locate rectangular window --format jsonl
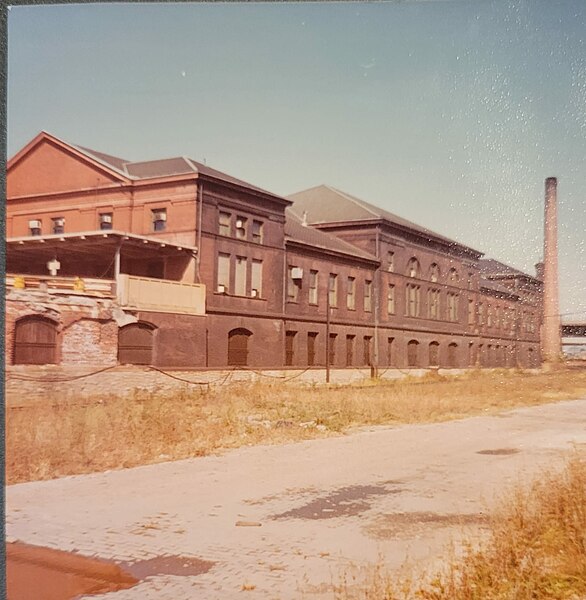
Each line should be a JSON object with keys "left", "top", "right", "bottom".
{"left": 468, "top": 299, "right": 475, "bottom": 325}
{"left": 217, "top": 253, "right": 230, "bottom": 293}
{"left": 329, "top": 274, "right": 338, "bottom": 308}
{"left": 346, "top": 335, "right": 355, "bottom": 367}
{"left": 478, "top": 302, "right": 485, "bottom": 326}
{"left": 428, "top": 288, "right": 440, "bottom": 319}
{"left": 364, "top": 280, "right": 372, "bottom": 312}
{"left": 219, "top": 211, "right": 231, "bottom": 236}
{"left": 406, "top": 284, "right": 421, "bottom": 317}
{"left": 309, "top": 270, "right": 318, "bottom": 305}
{"left": 363, "top": 336, "right": 372, "bottom": 365}
{"left": 287, "top": 266, "right": 299, "bottom": 302}
{"left": 251, "top": 260, "right": 262, "bottom": 298}
{"left": 235, "top": 216, "right": 247, "bottom": 239}
{"left": 487, "top": 304, "right": 493, "bottom": 327}
{"left": 252, "top": 220, "right": 263, "bottom": 243}
{"left": 387, "top": 337, "right": 394, "bottom": 366}
{"left": 387, "top": 251, "right": 395, "bottom": 272}
{"left": 285, "top": 331, "right": 296, "bottom": 366}
{"left": 447, "top": 293, "right": 459, "bottom": 322}
{"left": 99, "top": 212, "right": 113, "bottom": 230}
{"left": 347, "top": 277, "right": 356, "bottom": 310}
{"left": 52, "top": 217, "right": 65, "bottom": 234}
{"left": 387, "top": 284, "right": 395, "bottom": 315}
{"left": 235, "top": 256, "right": 247, "bottom": 296}
{"left": 151, "top": 208, "right": 166, "bottom": 232}
{"left": 307, "top": 332, "right": 318, "bottom": 366}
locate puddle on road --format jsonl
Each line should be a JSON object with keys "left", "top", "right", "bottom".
{"left": 365, "top": 511, "right": 490, "bottom": 540}
{"left": 271, "top": 482, "right": 404, "bottom": 520}
{"left": 7, "top": 541, "right": 214, "bottom": 600}
{"left": 476, "top": 448, "right": 520, "bottom": 456}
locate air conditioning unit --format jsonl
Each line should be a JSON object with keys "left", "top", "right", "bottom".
{"left": 236, "top": 219, "right": 245, "bottom": 228}
{"left": 53, "top": 218, "right": 65, "bottom": 226}
{"left": 100, "top": 214, "right": 112, "bottom": 224}
{"left": 291, "top": 267, "right": 303, "bottom": 280}
{"left": 251, "top": 288, "right": 259, "bottom": 298}
{"left": 153, "top": 211, "right": 167, "bottom": 221}
{"left": 217, "top": 284, "right": 227, "bottom": 294}
{"left": 29, "top": 219, "right": 42, "bottom": 229}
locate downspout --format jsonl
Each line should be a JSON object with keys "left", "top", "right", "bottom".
{"left": 373, "top": 226, "right": 381, "bottom": 377}
{"left": 196, "top": 180, "right": 204, "bottom": 283}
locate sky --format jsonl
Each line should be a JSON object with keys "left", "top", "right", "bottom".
{"left": 7, "top": 0, "right": 586, "bottom": 319}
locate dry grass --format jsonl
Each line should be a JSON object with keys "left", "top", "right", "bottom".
{"left": 337, "top": 453, "right": 586, "bottom": 600}
{"left": 6, "top": 367, "right": 586, "bottom": 484}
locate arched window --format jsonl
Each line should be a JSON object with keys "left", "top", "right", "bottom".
{"left": 407, "top": 339, "right": 419, "bottom": 367}
{"left": 447, "top": 342, "right": 458, "bottom": 368}
{"left": 228, "top": 328, "right": 252, "bottom": 366}
{"left": 429, "top": 341, "right": 440, "bottom": 367}
{"left": 406, "top": 258, "right": 420, "bottom": 278}
{"left": 429, "top": 264, "right": 440, "bottom": 283}
{"left": 449, "top": 268, "right": 459, "bottom": 283}
{"left": 118, "top": 322, "right": 156, "bottom": 365}
{"left": 13, "top": 316, "right": 58, "bottom": 365}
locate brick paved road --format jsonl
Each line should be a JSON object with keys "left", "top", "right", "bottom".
{"left": 7, "top": 398, "right": 586, "bottom": 599}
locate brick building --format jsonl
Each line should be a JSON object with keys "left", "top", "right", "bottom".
{"left": 6, "top": 131, "right": 542, "bottom": 371}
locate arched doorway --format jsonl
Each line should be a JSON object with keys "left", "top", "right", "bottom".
{"left": 228, "top": 328, "right": 252, "bottom": 366}
{"left": 118, "top": 322, "right": 155, "bottom": 365}
{"left": 407, "top": 340, "right": 419, "bottom": 367}
{"left": 13, "top": 316, "right": 58, "bottom": 364}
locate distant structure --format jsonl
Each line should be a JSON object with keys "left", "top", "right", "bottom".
{"left": 541, "top": 177, "right": 562, "bottom": 363}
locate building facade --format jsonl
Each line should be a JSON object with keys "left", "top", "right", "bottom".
{"left": 6, "top": 132, "right": 543, "bottom": 371}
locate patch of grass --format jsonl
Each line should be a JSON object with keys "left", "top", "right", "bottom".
{"left": 6, "top": 367, "right": 586, "bottom": 483}
{"left": 336, "top": 453, "right": 586, "bottom": 600}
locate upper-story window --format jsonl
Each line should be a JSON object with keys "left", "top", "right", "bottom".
{"left": 449, "top": 267, "right": 459, "bottom": 284}
{"left": 387, "top": 284, "right": 395, "bottom": 315}
{"left": 447, "top": 293, "right": 459, "bottom": 322}
{"left": 347, "top": 277, "right": 356, "bottom": 310}
{"left": 217, "top": 253, "right": 230, "bottom": 293}
{"left": 287, "top": 266, "right": 302, "bottom": 302}
{"left": 329, "top": 274, "right": 338, "bottom": 308}
{"left": 364, "top": 280, "right": 372, "bottom": 312}
{"left": 219, "top": 211, "right": 231, "bottom": 236}
{"left": 52, "top": 217, "right": 65, "bottom": 234}
{"left": 406, "top": 284, "right": 421, "bottom": 317}
{"left": 429, "top": 263, "right": 440, "bottom": 283}
{"left": 309, "top": 270, "right": 318, "bottom": 305}
{"left": 251, "top": 260, "right": 263, "bottom": 298}
{"left": 407, "top": 257, "right": 420, "bottom": 278}
{"left": 387, "top": 251, "right": 395, "bottom": 272}
{"left": 28, "top": 219, "right": 42, "bottom": 236}
{"left": 99, "top": 213, "right": 113, "bottom": 230}
{"left": 252, "top": 220, "right": 263, "bottom": 243}
{"left": 236, "top": 216, "right": 248, "bottom": 240}
{"left": 151, "top": 208, "right": 167, "bottom": 232}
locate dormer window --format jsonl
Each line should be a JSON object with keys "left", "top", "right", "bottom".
{"left": 29, "top": 219, "right": 42, "bottom": 236}
{"left": 152, "top": 208, "right": 167, "bottom": 232}
{"left": 99, "top": 213, "right": 113, "bottom": 230}
{"left": 52, "top": 217, "right": 65, "bottom": 234}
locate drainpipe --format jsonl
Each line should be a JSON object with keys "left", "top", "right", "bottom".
{"left": 326, "top": 286, "right": 331, "bottom": 383}
{"left": 373, "top": 226, "right": 381, "bottom": 377}
{"left": 196, "top": 180, "right": 204, "bottom": 284}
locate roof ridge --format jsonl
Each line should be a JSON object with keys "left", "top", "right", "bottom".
{"left": 324, "top": 185, "right": 381, "bottom": 218}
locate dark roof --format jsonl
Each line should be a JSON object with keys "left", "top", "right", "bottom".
{"left": 72, "top": 141, "right": 284, "bottom": 198}
{"left": 479, "top": 259, "right": 539, "bottom": 281}
{"left": 285, "top": 210, "right": 377, "bottom": 262}
{"left": 479, "top": 278, "right": 519, "bottom": 298}
{"left": 287, "top": 185, "right": 482, "bottom": 256}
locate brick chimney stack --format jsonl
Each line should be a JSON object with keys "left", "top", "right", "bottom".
{"left": 542, "top": 177, "right": 561, "bottom": 364}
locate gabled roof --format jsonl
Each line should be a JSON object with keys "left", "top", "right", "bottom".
{"left": 285, "top": 210, "right": 377, "bottom": 263}
{"left": 287, "top": 185, "right": 482, "bottom": 257}
{"left": 479, "top": 259, "right": 540, "bottom": 282}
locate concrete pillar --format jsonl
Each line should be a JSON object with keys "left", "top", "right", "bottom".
{"left": 542, "top": 177, "right": 562, "bottom": 363}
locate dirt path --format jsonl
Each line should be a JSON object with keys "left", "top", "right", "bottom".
{"left": 7, "top": 397, "right": 586, "bottom": 599}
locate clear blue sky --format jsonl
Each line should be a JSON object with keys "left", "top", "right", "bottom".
{"left": 8, "top": 1, "right": 586, "bottom": 319}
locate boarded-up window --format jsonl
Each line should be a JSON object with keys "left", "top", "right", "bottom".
{"left": 346, "top": 335, "right": 355, "bottom": 367}
{"left": 363, "top": 336, "right": 372, "bottom": 365}
{"left": 228, "top": 328, "right": 251, "bottom": 366}
{"left": 235, "top": 256, "right": 247, "bottom": 296}
{"left": 429, "top": 341, "right": 439, "bottom": 367}
{"left": 407, "top": 340, "right": 419, "bottom": 367}
{"left": 118, "top": 322, "right": 155, "bottom": 365}
{"left": 328, "top": 333, "right": 337, "bottom": 366}
{"left": 217, "top": 253, "right": 230, "bottom": 293}
{"left": 13, "top": 316, "right": 58, "bottom": 365}
{"left": 251, "top": 260, "right": 262, "bottom": 298}
{"left": 307, "top": 332, "right": 318, "bottom": 366}
{"left": 285, "top": 331, "right": 296, "bottom": 366}
{"left": 387, "top": 337, "right": 394, "bottom": 366}
{"left": 447, "top": 343, "right": 458, "bottom": 367}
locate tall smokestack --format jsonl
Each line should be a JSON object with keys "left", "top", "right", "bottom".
{"left": 542, "top": 177, "right": 561, "bottom": 363}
